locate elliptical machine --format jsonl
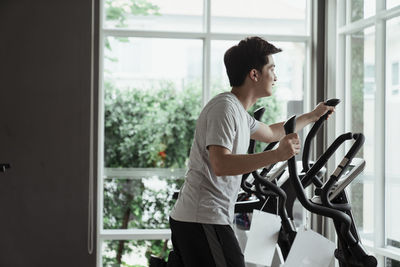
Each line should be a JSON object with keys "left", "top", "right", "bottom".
{"left": 234, "top": 99, "right": 340, "bottom": 261}
{"left": 283, "top": 112, "right": 377, "bottom": 266}
{"left": 235, "top": 98, "right": 377, "bottom": 266}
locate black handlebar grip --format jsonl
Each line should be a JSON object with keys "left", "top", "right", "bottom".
{"left": 324, "top": 98, "right": 340, "bottom": 116}
{"left": 345, "top": 133, "right": 365, "bottom": 160}
{"left": 324, "top": 98, "right": 341, "bottom": 107}
{"left": 302, "top": 98, "right": 341, "bottom": 172}
{"left": 284, "top": 115, "right": 296, "bottom": 135}
{"left": 248, "top": 108, "right": 267, "bottom": 155}
{"left": 253, "top": 107, "right": 266, "bottom": 121}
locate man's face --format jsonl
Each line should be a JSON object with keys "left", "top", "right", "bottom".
{"left": 259, "top": 55, "right": 277, "bottom": 96}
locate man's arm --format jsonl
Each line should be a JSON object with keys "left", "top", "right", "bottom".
{"left": 251, "top": 113, "right": 313, "bottom": 143}
{"left": 208, "top": 133, "right": 300, "bottom": 176}
{"left": 251, "top": 102, "right": 335, "bottom": 143}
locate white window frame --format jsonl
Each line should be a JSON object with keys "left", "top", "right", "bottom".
{"left": 96, "top": 0, "right": 315, "bottom": 266}
{"left": 392, "top": 61, "right": 400, "bottom": 95}
{"left": 329, "top": 0, "right": 400, "bottom": 265}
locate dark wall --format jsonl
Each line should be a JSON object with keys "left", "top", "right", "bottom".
{"left": 0, "top": 1, "right": 98, "bottom": 266}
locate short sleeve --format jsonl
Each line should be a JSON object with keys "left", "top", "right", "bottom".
{"left": 205, "top": 104, "right": 236, "bottom": 152}
{"left": 247, "top": 112, "right": 260, "bottom": 135}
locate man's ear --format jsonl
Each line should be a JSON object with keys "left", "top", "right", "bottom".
{"left": 250, "top": 69, "right": 258, "bottom": 82}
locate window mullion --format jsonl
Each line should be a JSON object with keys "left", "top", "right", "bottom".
{"left": 344, "top": 34, "right": 352, "bottom": 135}
{"left": 338, "top": 6, "right": 400, "bottom": 36}
{"left": 374, "top": 4, "right": 386, "bottom": 266}
{"left": 202, "top": 38, "right": 211, "bottom": 107}
{"left": 336, "top": 0, "right": 346, "bottom": 147}
{"left": 346, "top": 0, "right": 352, "bottom": 25}
{"left": 202, "top": 0, "right": 211, "bottom": 107}
{"left": 204, "top": 0, "right": 211, "bottom": 33}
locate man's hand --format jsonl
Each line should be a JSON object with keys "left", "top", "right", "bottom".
{"left": 276, "top": 133, "right": 301, "bottom": 161}
{"left": 310, "top": 102, "right": 336, "bottom": 122}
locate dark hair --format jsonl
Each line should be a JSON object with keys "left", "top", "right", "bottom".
{"left": 224, "top": 36, "right": 282, "bottom": 87}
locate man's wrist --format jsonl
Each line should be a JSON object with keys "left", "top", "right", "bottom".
{"left": 272, "top": 148, "right": 283, "bottom": 162}
{"left": 308, "top": 111, "right": 318, "bottom": 123}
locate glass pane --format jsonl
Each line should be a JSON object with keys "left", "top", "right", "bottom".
{"left": 103, "top": 37, "right": 202, "bottom": 168}
{"left": 210, "top": 40, "right": 236, "bottom": 97}
{"left": 103, "top": 176, "right": 184, "bottom": 229}
{"left": 103, "top": 0, "right": 203, "bottom": 32}
{"left": 103, "top": 37, "right": 201, "bottom": 229}
{"left": 392, "top": 62, "right": 399, "bottom": 87}
{"left": 348, "top": 27, "right": 375, "bottom": 242}
{"left": 350, "top": 0, "right": 375, "bottom": 22}
{"left": 386, "top": 257, "right": 400, "bottom": 267}
{"left": 211, "top": 0, "right": 307, "bottom": 35}
{"left": 104, "top": 37, "right": 202, "bottom": 91}
{"left": 387, "top": 0, "right": 400, "bottom": 9}
{"left": 386, "top": 17, "right": 400, "bottom": 249}
{"left": 102, "top": 239, "right": 172, "bottom": 267}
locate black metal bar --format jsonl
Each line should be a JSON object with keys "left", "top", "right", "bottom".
{"left": 302, "top": 132, "right": 353, "bottom": 187}
{"left": 302, "top": 98, "right": 340, "bottom": 172}
{"left": 321, "top": 133, "right": 365, "bottom": 209}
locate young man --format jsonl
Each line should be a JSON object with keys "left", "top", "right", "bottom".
{"left": 169, "top": 36, "right": 334, "bottom": 267}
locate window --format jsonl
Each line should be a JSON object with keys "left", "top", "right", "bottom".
{"left": 349, "top": 0, "right": 376, "bottom": 22}
{"left": 364, "top": 64, "right": 376, "bottom": 95}
{"left": 335, "top": 0, "right": 400, "bottom": 265}
{"left": 392, "top": 62, "right": 399, "bottom": 86}
{"left": 99, "top": 0, "right": 312, "bottom": 266}
{"left": 386, "top": 16, "right": 400, "bottom": 253}
{"left": 386, "top": 257, "right": 400, "bottom": 267}
{"left": 387, "top": 0, "right": 400, "bottom": 9}
{"left": 348, "top": 27, "right": 376, "bottom": 242}
{"left": 103, "top": 0, "right": 204, "bottom": 32}
{"left": 392, "top": 62, "right": 399, "bottom": 95}
{"left": 210, "top": 0, "right": 308, "bottom": 35}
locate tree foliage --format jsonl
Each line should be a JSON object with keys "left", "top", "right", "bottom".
{"left": 105, "top": 0, "right": 160, "bottom": 28}
{"left": 103, "top": 81, "right": 199, "bottom": 266}
{"left": 104, "top": 81, "right": 201, "bottom": 169}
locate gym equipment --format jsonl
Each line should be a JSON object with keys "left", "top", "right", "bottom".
{"left": 235, "top": 99, "right": 340, "bottom": 260}
{"left": 154, "top": 98, "right": 375, "bottom": 266}
{"left": 236, "top": 99, "right": 377, "bottom": 266}
{"left": 235, "top": 107, "right": 296, "bottom": 259}
{"left": 284, "top": 113, "right": 377, "bottom": 266}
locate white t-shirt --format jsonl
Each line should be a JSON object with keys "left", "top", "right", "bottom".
{"left": 170, "top": 92, "right": 259, "bottom": 225}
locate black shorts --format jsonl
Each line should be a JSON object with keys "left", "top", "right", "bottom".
{"left": 169, "top": 217, "right": 245, "bottom": 267}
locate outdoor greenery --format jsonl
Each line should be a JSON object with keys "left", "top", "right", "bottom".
{"left": 102, "top": 1, "right": 178, "bottom": 266}
{"left": 248, "top": 89, "right": 282, "bottom": 152}
{"left": 104, "top": 81, "right": 201, "bottom": 169}
{"left": 104, "top": 0, "right": 160, "bottom": 28}
{"left": 103, "top": 80, "right": 199, "bottom": 266}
